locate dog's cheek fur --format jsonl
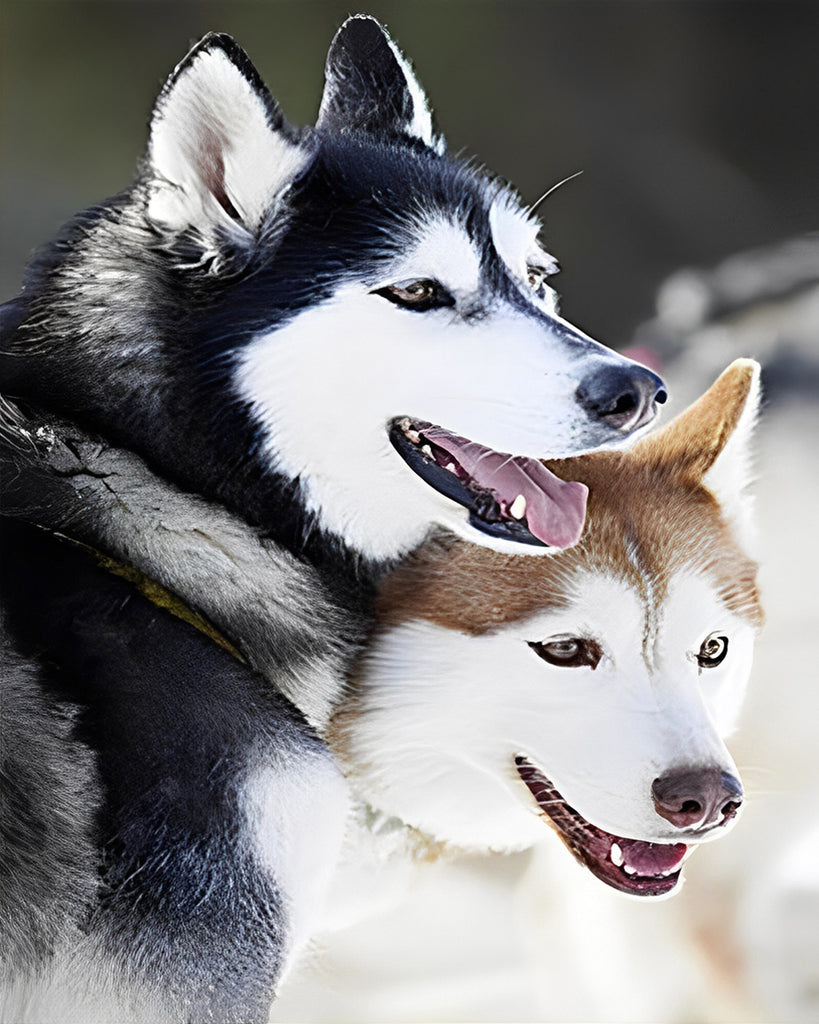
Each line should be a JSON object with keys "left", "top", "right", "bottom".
{"left": 657, "top": 573, "right": 758, "bottom": 743}
{"left": 334, "top": 621, "right": 550, "bottom": 852}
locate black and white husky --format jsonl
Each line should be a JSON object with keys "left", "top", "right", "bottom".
{"left": 0, "top": 16, "right": 665, "bottom": 1023}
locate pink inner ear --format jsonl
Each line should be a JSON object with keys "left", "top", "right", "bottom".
{"left": 200, "top": 130, "right": 241, "bottom": 221}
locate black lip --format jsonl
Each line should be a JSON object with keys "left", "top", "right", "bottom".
{"left": 515, "top": 756, "right": 684, "bottom": 898}
{"left": 388, "top": 419, "right": 549, "bottom": 547}
{"left": 466, "top": 513, "right": 548, "bottom": 545}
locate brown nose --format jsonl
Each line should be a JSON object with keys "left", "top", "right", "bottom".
{"left": 652, "top": 767, "right": 743, "bottom": 830}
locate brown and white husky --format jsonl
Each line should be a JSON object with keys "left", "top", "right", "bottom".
{"left": 328, "top": 358, "right": 763, "bottom": 904}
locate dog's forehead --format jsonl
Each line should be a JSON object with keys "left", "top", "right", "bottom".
{"left": 394, "top": 194, "right": 548, "bottom": 294}
{"left": 661, "top": 571, "right": 758, "bottom": 642}
{"left": 376, "top": 538, "right": 576, "bottom": 634}
{"left": 303, "top": 136, "right": 537, "bottom": 279}
{"left": 515, "top": 570, "right": 643, "bottom": 641}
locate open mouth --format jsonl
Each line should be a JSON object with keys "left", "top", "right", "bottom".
{"left": 389, "top": 418, "right": 589, "bottom": 548}
{"left": 515, "top": 756, "right": 688, "bottom": 897}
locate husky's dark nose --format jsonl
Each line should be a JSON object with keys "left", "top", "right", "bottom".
{"left": 652, "top": 768, "right": 743, "bottom": 830}
{"left": 576, "top": 364, "right": 667, "bottom": 432}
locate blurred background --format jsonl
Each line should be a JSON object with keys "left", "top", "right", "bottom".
{"left": 2, "top": 2, "right": 818, "bottom": 1022}
{"left": 1, "top": 0, "right": 817, "bottom": 340}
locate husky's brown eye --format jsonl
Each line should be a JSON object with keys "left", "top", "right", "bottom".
{"left": 528, "top": 637, "right": 602, "bottom": 670}
{"left": 372, "top": 279, "right": 455, "bottom": 312}
{"left": 697, "top": 634, "right": 729, "bottom": 668}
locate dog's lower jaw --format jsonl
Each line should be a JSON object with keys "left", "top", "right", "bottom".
{"left": 443, "top": 516, "right": 558, "bottom": 557}
{"left": 292, "top": 459, "right": 479, "bottom": 566}
{"left": 332, "top": 758, "right": 549, "bottom": 856}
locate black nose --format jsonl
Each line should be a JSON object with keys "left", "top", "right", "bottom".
{"left": 576, "top": 364, "right": 667, "bottom": 432}
{"left": 652, "top": 767, "right": 743, "bottom": 831}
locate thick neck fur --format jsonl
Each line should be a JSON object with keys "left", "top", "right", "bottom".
{"left": 0, "top": 400, "right": 370, "bottom": 728}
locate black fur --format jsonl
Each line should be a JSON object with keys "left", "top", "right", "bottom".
{"left": 317, "top": 15, "right": 432, "bottom": 141}
{"left": 0, "top": 125, "right": 609, "bottom": 593}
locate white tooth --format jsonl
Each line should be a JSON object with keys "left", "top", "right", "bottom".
{"left": 446, "top": 462, "right": 458, "bottom": 474}
{"left": 509, "top": 494, "right": 527, "bottom": 520}
{"left": 610, "top": 843, "right": 624, "bottom": 867}
{"left": 623, "top": 864, "right": 637, "bottom": 876}
{"left": 406, "top": 429, "right": 421, "bottom": 445}
{"left": 422, "top": 445, "right": 433, "bottom": 458}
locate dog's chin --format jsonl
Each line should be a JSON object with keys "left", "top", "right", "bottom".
{"left": 388, "top": 418, "right": 588, "bottom": 552}
{"left": 515, "top": 756, "right": 691, "bottom": 899}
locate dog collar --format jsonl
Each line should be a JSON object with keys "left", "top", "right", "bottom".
{"left": 51, "top": 528, "right": 245, "bottom": 663}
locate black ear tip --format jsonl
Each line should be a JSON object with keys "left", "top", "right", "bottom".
{"left": 319, "top": 14, "right": 436, "bottom": 146}
{"left": 331, "top": 14, "right": 392, "bottom": 57}
{"left": 182, "top": 31, "right": 244, "bottom": 65}
{"left": 181, "top": 31, "right": 238, "bottom": 61}
{"left": 196, "top": 30, "right": 239, "bottom": 49}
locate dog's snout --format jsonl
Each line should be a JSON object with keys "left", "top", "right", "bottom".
{"left": 652, "top": 767, "right": 743, "bottom": 831}
{"left": 576, "top": 364, "right": 667, "bottom": 433}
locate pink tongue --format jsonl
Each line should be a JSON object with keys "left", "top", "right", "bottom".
{"left": 620, "top": 840, "right": 687, "bottom": 876}
{"left": 421, "top": 426, "right": 588, "bottom": 548}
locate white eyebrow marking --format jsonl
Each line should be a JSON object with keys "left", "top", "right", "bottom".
{"left": 489, "top": 194, "right": 558, "bottom": 286}
{"left": 378, "top": 216, "right": 482, "bottom": 297}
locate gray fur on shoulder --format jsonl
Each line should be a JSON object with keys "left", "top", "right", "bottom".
{"left": 0, "top": 632, "right": 101, "bottom": 973}
{"left": 1, "top": 401, "right": 365, "bottom": 728}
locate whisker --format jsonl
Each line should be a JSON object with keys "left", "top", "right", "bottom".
{"left": 530, "top": 170, "right": 585, "bottom": 215}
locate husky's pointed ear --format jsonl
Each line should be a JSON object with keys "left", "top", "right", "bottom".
{"left": 146, "top": 33, "right": 309, "bottom": 240}
{"left": 316, "top": 16, "right": 442, "bottom": 151}
{"left": 636, "top": 359, "right": 761, "bottom": 541}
